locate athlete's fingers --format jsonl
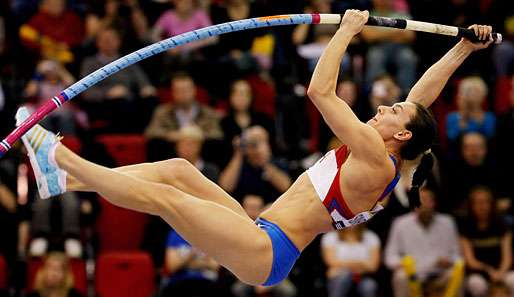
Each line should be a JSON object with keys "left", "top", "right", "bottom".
{"left": 478, "top": 25, "right": 485, "bottom": 40}
{"left": 470, "top": 24, "right": 479, "bottom": 38}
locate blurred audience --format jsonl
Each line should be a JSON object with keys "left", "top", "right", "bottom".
{"left": 19, "top": 0, "right": 84, "bottom": 64}
{"left": 209, "top": 0, "right": 269, "bottom": 82}
{"left": 85, "top": 0, "right": 150, "bottom": 50}
{"left": 442, "top": 132, "right": 498, "bottom": 214}
{"left": 321, "top": 225, "right": 380, "bottom": 297}
{"left": 29, "top": 193, "right": 82, "bottom": 259}
{"left": 151, "top": 0, "right": 215, "bottom": 54}
{"left": 446, "top": 76, "right": 496, "bottom": 144}
{"left": 160, "top": 229, "right": 219, "bottom": 297}
{"left": 293, "top": 0, "right": 346, "bottom": 74}
{"left": 385, "top": 187, "right": 461, "bottom": 297}
{"left": 459, "top": 185, "right": 514, "bottom": 297}
{"left": 361, "top": 0, "right": 417, "bottom": 94}
{"left": 145, "top": 72, "right": 222, "bottom": 160}
{"left": 220, "top": 79, "right": 274, "bottom": 164}
{"left": 219, "top": 126, "right": 291, "bottom": 203}
{"left": 23, "top": 60, "right": 83, "bottom": 135}
{"left": 26, "top": 252, "right": 84, "bottom": 297}
{"left": 175, "top": 125, "right": 219, "bottom": 182}
{"left": 80, "top": 27, "right": 156, "bottom": 132}
{"left": 366, "top": 75, "right": 402, "bottom": 118}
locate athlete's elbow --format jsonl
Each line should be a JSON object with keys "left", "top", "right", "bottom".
{"left": 307, "top": 85, "right": 332, "bottom": 101}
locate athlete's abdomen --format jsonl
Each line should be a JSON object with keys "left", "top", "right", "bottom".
{"left": 260, "top": 173, "right": 333, "bottom": 250}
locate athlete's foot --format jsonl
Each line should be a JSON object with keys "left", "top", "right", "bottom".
{"left": 16, "top": 107, "right": 67, "bottom": 198}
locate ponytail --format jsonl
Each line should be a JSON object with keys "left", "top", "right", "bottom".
{"left": 407, "top": 152, "right": 434, "bottom": 209}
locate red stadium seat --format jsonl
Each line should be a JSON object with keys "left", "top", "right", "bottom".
{"left": 495, "top": 76, "right": 512, "bottom": 114}
{"left": 26, "top": 258, "right": 87, "bottom": 296}
{"left": 247, "top": 74, "right": 276, "bottom": 117}
{"left": 96, "top": 134, "right": 147, "bottom": 166}
{"left": 61, "top": 135, "right": 82, "bottom": 154}
{"left": 0, "top": 255, "right": 7, "bottom": 290}
{"left": 96, "top": 252, "right": 155, "bottom": 297}
{"left": 96, "top": 196, "right": 148, "bottom": 251}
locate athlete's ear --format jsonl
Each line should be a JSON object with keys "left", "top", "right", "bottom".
{"left": 393, "top": 129, "right": 412, "bottom": 141}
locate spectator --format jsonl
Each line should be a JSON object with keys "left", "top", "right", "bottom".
{"left": 459, "top": 185, "right": 514, "bottom": 297}
{"left": 145, "top": 72, "right": 222, "bottom": 160}
{"left": 366, "top": 75, "right": 402, "bottom": 119}
{"left": 19, "top": 0, "right": 84, "bottom": 64}
{"left": 442, "top": 132, "right": 498, "bottom": 214}
{"left": 85, "top": 0, "right": 150, "bottom": 50}
{"left": 385, "top": 187, "right": 461, "bottom": 297}
{"left": 160, "top": 229, "right": 219, "bottom": 297}
{"left": 220, "top": 79, "right": 274, "bottom": 164}
{"left": 361, "top": 0, "right": 417, "bottom": 94}
{"left": 80, "top": 27, "right": 156, "bottom": 132}
{"left": 231, "top": 194, "right": 297, "bottom": 297}
{"left": 29, "top": 192, "right": 83, "bottom": 259}
{"left": 321, "top": 225, "right": 380, "bottom": 297}
{"left": 336, "top": 79, "right": 360, "bottom": 115}
{"left": 219, "top": 126, "right": 291, "bottom": 203}
{"left": 446, "top": 76, "right": 496, "bottom": 144}
{"left": 314, "top": 79, "right": 368, "bottom": 152}
{"left": 209, "top": 0, "right": 269, "bottom": 81}
{"left": 23, "top": 60, "right": 83, "bottom": 134}
{"left": 26, "top": 252, "right": 84, "bottom": 297}
{"left": 151, "top": 0, "right": 215, "bottom": 54}
{"left": 175, "top": 125, "right": 219, "bottom": 182}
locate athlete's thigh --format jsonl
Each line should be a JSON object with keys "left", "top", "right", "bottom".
{"left": 154, "top": 159, "right": 251, "bottom": 220}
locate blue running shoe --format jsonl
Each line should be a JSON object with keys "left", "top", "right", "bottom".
{"left": 16, "top": 107, "right": 66, "bottom": 199}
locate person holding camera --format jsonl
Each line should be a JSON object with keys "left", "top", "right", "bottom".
{"left": 219, "top": 126, "right": 291, "bottom": 204}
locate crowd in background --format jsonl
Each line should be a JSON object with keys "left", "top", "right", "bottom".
{"left": 0, "top": 0, "right": 513, "bottom": 296}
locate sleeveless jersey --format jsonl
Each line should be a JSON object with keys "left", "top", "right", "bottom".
{"left": 306, "top": 145, "right": 400, "bottom": 230}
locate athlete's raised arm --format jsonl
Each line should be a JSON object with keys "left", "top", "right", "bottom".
{"left": 307, "top": 10, "right": 387, "bottom": 164}
{"left": 406, "top": 24, "right": 494, "bottom": 107}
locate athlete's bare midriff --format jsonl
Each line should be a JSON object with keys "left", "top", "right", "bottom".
{"left": 260, "top": 154, "right": 398, "bottom": 252}
{"left": 260, "top": 172, "right": 332, "bottom": 251}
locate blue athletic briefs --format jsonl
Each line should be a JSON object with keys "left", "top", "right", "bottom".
{"left": 255, "top": 217, "right": 300, "bottom": 286}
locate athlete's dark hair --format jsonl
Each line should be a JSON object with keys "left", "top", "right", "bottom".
{"left": 402, "top": 102, "right": 437, "bottom": 209}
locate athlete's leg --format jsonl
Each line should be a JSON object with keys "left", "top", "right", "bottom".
{"left": 67, "top": 159, "right": 250, "bottom": 220}
{"left": 56, "top": 144, "right": 272, "bottom": 284}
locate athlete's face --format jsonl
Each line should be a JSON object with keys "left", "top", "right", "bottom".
{"left": 367, "top": 101, "right": 417, "bottom": 142}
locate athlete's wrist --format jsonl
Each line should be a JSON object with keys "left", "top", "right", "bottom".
{"left": 455, "top": 40, "right": 477, "bottom": 54}
{"left": 336, "top": 27, "right": 358, "bottom": 40}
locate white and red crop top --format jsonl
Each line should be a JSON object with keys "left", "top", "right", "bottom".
{"left": 306, "top": 145, "right": 400, "bottom": 230}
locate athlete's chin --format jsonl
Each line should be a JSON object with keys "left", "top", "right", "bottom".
{"left": 366, "top": 118, "right": 377, "bottom": 126}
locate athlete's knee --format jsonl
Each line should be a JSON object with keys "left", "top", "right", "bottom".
{"left": 154, "top": 158, "right": 196, "bottom": 183}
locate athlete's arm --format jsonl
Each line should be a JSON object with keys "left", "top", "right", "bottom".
{"left": 406, "top": 25, "right": 493, "bottom": 108}
{"left": 307, "top": 10, "right": 386, "bottom": 163}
